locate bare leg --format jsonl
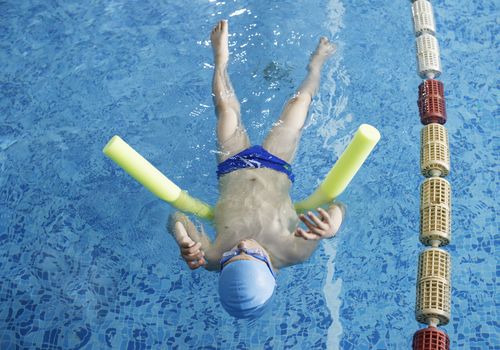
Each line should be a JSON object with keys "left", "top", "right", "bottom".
{"left": 263, "top": 37, "right": 336, "bottom": 163}
{"left": 211, "top": 20, "right": 250, "bottom": 163}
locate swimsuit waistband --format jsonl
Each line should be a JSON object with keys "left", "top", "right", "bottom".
{"left": 216, "top": 145, "right": 294, "bottom": 182}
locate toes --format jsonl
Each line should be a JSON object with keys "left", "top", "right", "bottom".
{"left": 221, "top": 19, "right": 228, "bottom": 32}
{"left": 217, "top": 20, "right": 226, "bottom": 31}
{"left": 212, "top": 21, "right": 222, "bottom": 33}
{"left": 212, "top": 20, "right": 228, "bottom": 35}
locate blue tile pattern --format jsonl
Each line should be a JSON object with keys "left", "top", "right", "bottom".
{"left": 0, "top": 0, "right": 497, "bottom": 348}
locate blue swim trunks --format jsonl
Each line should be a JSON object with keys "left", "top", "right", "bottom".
{"left": 217, "top": 145, "right": 295, "bottom": 182}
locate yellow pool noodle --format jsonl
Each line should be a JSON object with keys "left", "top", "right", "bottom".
{"left": 294, "top": 124, "right": 381, "bottom": 213}
{"left": 103, "top": 136, "right": 214, "bottom": 220}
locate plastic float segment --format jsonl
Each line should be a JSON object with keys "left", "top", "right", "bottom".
{"left": 412, "top": 326, "right": 450, "bottom": 350}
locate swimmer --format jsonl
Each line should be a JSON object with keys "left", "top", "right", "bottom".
{"left": 168, "top": 20, "right": 344, "bottom": 318}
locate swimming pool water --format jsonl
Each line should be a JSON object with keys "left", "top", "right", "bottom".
{"left": 0, "top": 0, "right": 498, "bottom": 349}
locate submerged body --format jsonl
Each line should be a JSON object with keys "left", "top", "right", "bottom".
{"left": 168, "top": 19, "right": 345, "bottom": 318}
{"left": 170, "top": 20, "right": 343, "bottom": 272}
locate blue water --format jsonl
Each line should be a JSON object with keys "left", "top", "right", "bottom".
{"left": 1, "top": 0, "right": 498, "bottom": 349}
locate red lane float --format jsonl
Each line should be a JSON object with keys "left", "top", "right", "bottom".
{"left": 412, "top": 326, "right": 450, "bottom": 350}
{"left": 418, "top": 79, "right": 447, "bottom": 125}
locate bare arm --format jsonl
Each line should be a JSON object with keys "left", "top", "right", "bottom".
{"left": 278, "top": 235, "right": 320, "bottom": 267}
{"left": 168, "top": 212, "right": 219, "bottom": 271}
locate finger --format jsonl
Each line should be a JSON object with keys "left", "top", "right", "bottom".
{"left": 296, "top": 227, "right": 321, "bottom": 240}
{"left": 294, "top": 228, "right": 307, "bottom": 239}
{"left": 309, "top": 226, "right": 327, "bottom": 237}
{"left": 180, "top": 240, "right": 195, "bottom": 249}
{"left": 183, "top": 250, "right": 205, "bottom": 262}
{"left": 187, "top": 258, "right": 207, "bottom": 270}
{"left": 181, "top": 242, "right": 202, "bottom": 255}
{"left": 305, "top": 220, "right": 326, "bottom": 236}
{"left": 179, "top": 238, "right": 196, "bottom": 251}
{"left": 317, "top": 207, "right": 331, "bottom": 224}
{"left": 185, "top": 247, "right": 205, "bottom": 257}
{"left": 294, "top": 227, "right": 303, "bottom": 237}
{"left": 174, "top": 222, "right": 190, "bottom": 241}
{"left": 182, "top": 241, "right": 201, "bottom": 254}
{"left": 296, "top": 228, "right": 321, "bottom": 241}
{"left": 187, "top": 260, "right": 201, "bottom": 270}
{"left": 299, "top": 214, "right": 317, "bottom": 232}
{"left": 303, "top": 223, "right": 324, "bottom": 238}
{"left": 307, "top": 211, "right": 328, "bottom": 230}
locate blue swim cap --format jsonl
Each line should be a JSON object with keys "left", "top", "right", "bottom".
{"left": 218, "top": 260, "right": 276, "bottom": 319}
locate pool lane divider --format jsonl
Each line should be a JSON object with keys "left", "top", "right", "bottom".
{"left": 410, "top": 1, "right": 452, "bottom": 349}
{"left": 103, "top": 124, "right": 380, "bottom": 221}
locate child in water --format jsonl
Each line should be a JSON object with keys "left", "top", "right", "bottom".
{"left": 169, "top": 20, "right": 344, "bottom": 318}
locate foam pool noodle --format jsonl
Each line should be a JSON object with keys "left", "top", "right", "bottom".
{"left": 103, "top": 136, "right": 214, "bottom": 220}
{"left": 294, "top": 124, "right": 381, "bottom": 212}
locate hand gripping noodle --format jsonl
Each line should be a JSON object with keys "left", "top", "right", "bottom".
{"left": 103, "top": 136, "right": 214, "bottom": 220}
{"left": 294, "top": 124, "right": 381, "bottom": 212}
{"left": 103, "top": 124, "right": 380, "bottom": 220}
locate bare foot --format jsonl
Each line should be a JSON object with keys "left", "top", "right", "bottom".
{"left": 211, "top": 20, "right": 229, "bottom": 67}
{"left": 309, "top": 37, "right": 336, "bottom": 71}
